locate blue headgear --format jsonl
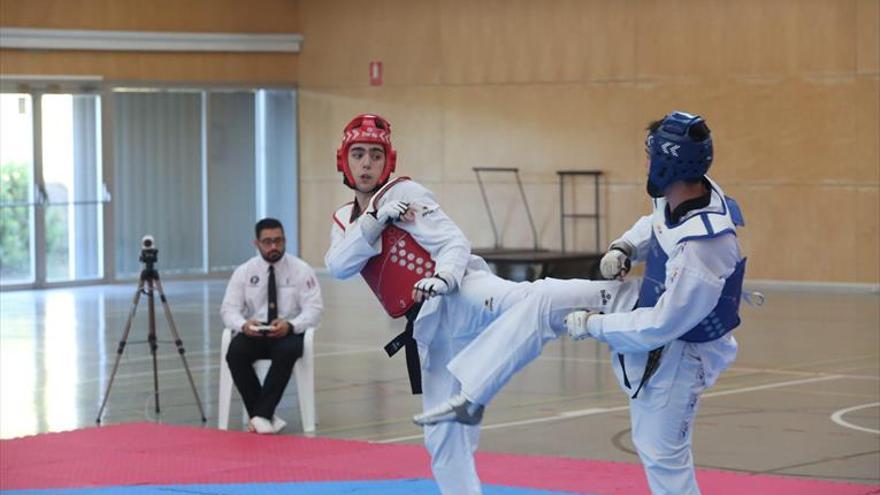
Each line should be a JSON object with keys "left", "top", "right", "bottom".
{"left": 646, "top": 111, "right": 713, "bottom": 197}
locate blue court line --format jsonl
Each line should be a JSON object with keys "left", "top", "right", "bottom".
{"left": 2, "top": 479, "right": 590, "bottom": 495}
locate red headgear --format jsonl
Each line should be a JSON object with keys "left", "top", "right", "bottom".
{"left": 336, "top": 114, "right": 397, "bottom": 190}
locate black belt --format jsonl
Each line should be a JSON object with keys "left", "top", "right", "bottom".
{"left": 618, "top": 346, "right": 664, "bottom": 399}
{"left": 383, "top": 303, "right": 422, "bottom": 395}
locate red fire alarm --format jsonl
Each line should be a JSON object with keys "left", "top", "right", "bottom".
{"left": 370, "top": 61, "right": 383, "bottom": 86}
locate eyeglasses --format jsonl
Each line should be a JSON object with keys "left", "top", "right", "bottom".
{"left": 258, "top": 237, "right": 285, "bottom": 247}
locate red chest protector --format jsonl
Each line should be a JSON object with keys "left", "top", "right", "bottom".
{"left": 361, "top": 225, "right": 435, "bottom": 318}
{"left": 350, "top": 177, "right": 435, "bottom": 318}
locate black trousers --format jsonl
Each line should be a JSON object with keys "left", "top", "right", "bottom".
{"left": 226, "top": 331, "right": 304, "bottom": 420}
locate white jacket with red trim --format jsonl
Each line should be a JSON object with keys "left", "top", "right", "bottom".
{"left": 325, "top": 176, "right": 491, "bottom": 347}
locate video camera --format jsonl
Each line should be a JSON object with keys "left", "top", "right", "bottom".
{"left": 139, "top": 235, "right": 158, "bottom": 264}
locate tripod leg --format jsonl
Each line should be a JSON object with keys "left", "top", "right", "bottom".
{"left": 96, "top": 278, "right": 146, "bottom": 424}
{"left": 154, "top": 276, "right": 208, "bottom": 422}
{"left": 146, "top": 278, "right": 161, "bottom": 415}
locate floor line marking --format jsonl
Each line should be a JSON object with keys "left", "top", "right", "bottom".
{"left": 534, "top": 354, "right": 878, "bottom": 380}
{"left": 18, "top": 348, "right": 380, "bottom": 389}
{"left": 701, "top": 374, "right": 843, "bottom": 399}
{"left": 64, "top": 341, "right": 378, "bottom": 366}
{"left": 830, "top": 402, "right": 880, "bottom": 435}
{"left": 374, "top": 374, "right": 847, "bottom": 443}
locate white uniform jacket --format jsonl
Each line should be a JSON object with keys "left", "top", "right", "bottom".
{"left": 587, "top": 177, "right": 741, "bottom": 407}
{"left": 221, "top": 253, "right": 324, "bottom": 334}
{"left": 325, "top": 177, "right": 493, "bottom": 353}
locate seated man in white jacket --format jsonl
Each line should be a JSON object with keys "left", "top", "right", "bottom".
{"left": 221, "top": 218, "right": 324, "bottom": 434}
{"left": 417, "top": 111, "right": 747, "bottom": 495}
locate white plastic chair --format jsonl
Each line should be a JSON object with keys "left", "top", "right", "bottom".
{"left": 218, "top": 327, "right": 315, "bottom": 433}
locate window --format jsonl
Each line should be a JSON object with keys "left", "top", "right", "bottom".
{"left": 111, "top": 88, "right": 298, "bottom": 279}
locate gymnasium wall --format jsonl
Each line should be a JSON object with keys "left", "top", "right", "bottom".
{"left": 0, "top": 0, "right": 300, "bottom": 83}
{"left": 296, "top": 0, "right": 880, "bottom": 284}
{"left": 2, "top": 0, "right": 878, "bottom": 283}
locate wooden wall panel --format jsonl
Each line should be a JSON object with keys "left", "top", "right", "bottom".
{"left": 296, "top": 0, "right": 879, "bottom": 283}
{"left": 298, "top": 0, "right": 442, "bottom": 87}
{"left": 298, "top": 0, "right": 637, "bottom": 87}
{"left": 858, "top": 0, "right": 880, "bottom": 73}
{"left": 0, "top": 0, "right": 300, "bottom": 82}
{"left": 690, "top": 76, "right": 867, "bottom": 184}
{"left": 856, "top": 76, "right": 880, "bottom": 182}
{"left": 636, "top": 0, "right": 858, "bottom": 77}
{"left": 440, "top": 84, "right": 640, "bottom": 182}
{"left": 732, "top": 184, "right": 875, "bottom": 283}
{"left": 793, "top": 0, "right": 858, "bottom": 73}
{"left": 856, "top": 187, "right": 880, "bottom": 282}
{"left": 5, "top": 0, "right": 873, "bottom": 283}
{"left": 437, "top": 0, "right": 636, "bottom": 84}
{"left": 636, "top": 0, "right": 796, "bottom": 77}
{"left": 0, "top": 0, "right": 299, "bottom": 32}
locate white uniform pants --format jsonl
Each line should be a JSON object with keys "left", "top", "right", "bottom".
{"left": 629, "top": 339, "right": 735, "bottom": 495}
{"left": 421, "top": 328, "right": 482, "bottom": 495}
{"left": 417, "top": 269, "right": 531, "bottom": 495}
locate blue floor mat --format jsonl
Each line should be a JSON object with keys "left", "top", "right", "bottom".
{"left": 3, "top": 479, "right": 590, "bottom": 495}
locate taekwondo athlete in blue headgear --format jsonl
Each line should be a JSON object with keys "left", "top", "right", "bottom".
{"left": 566, "top": 110, "right": 748, "bottom": 495}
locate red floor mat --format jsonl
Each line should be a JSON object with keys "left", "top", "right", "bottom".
{"left": 1, "top": 423, "right": 875, "bottom": 495}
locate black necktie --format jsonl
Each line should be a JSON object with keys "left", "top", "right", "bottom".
{"left": 267, "top": 265, "right": 277, "bottom": 323}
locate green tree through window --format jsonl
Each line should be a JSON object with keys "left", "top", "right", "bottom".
{"left": 0, "top": 161, "right": 31, "bottom": 279}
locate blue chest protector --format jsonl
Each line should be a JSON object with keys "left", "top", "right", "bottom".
{"left": 636, "top": 192, "right": 747, "bottom": 343}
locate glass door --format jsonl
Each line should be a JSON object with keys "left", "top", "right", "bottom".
{"left": 0, "top": 94, "right": 36, "bottom": 286}
{"left": 41, "top": 94, "right": 104, "bottom": 283}
{"left": 0, "top": 91, "right": 105, "bottom": 288}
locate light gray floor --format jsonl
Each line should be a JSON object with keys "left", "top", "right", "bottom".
{"left": 1, "top": 275, "right": 878, "bottom": 485}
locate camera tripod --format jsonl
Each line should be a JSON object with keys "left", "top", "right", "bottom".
{"left": 96, "top": 251, "right": 206, "bottom": 424}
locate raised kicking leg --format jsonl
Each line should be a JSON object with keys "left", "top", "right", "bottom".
{"left": 414, "top": 278, "right": 640, "bottom": 425}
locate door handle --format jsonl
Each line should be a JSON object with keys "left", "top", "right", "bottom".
{"left": 35, "top": 183, "right": 48, "bottom": 205}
